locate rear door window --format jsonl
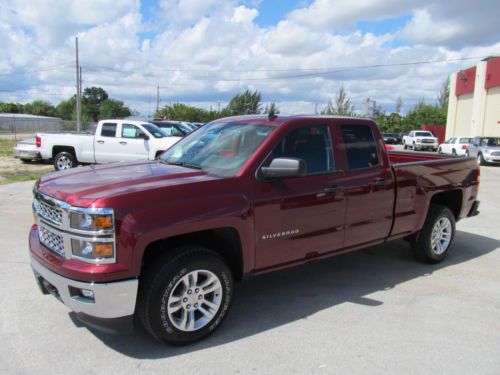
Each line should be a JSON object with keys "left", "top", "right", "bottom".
{"left": 100, "top": 123, "right": 117, "bottom": 137}
{"left": 340, "top": 124, "right": 379, "bottom": 170}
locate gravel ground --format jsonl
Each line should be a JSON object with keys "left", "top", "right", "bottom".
{"left": 0, "top": 166, "right": 499, "bottom": 375}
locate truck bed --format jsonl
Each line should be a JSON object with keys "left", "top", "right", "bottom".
{"left": 388, "top": 150, "right": 479, "bottom": 239}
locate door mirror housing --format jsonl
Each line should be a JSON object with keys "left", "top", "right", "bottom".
{"left": 138, "top": 134, "right": 150, "bottom": 141}
{"left": 261, "top": 158, "right": 307, "bottom": 180}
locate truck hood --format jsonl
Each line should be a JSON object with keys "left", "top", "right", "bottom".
{"left": 36, "top": 160, "right": 219, "bottom": 207}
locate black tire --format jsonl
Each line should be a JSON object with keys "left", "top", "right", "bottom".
{"left": 411, "top": 204, "right": 456, "bottom": 264}
{"left": 465, "top": 150, "right": 469, "bottom": 157}
{"left": 21, "top": 158, "right": 32, "bottom": 164}
{"left": 53, "top": 151, "right": 77, "bottom": 171}
{"left": 477, "top": 153, "right": 486, "bottom": 166}
{"left": 137, "top": 246, "right": 233, "bottom": 345}
{"left": 404, "top": 143, "right": 407, "bottom": 150}
{"left": 452, "top": 149, "right": 457, "bottom": 156}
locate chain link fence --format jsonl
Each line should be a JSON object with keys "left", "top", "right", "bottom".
{"left": 0, "top": 115, "right": 96, "bottom": 140}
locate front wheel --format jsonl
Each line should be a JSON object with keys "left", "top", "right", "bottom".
{"left": 411, "top": 204, "right": 455, "bottom": 263}
{"left": 137, "top": 246, "right": 233, "bottom": 345}
{"left": 54, "top": 152, "right": 77, "bottom": 171}
{"left": 477, "top": 153, "right": 486, "bottom": 166}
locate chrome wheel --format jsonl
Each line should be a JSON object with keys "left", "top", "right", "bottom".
{"left": 56, "top": 155, "right": 72, "bottom": 170}
{"left": 166, "top": 270, "right": 222, "bottom": 332}
{"left": 430, "top": 217, "right": 452, "bottom": 255}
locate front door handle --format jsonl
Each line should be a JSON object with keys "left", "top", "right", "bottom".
{"left": 372, "top": 178, "right": 392, "bottom": 187}
{"left": 119, "top": 141, "right": 127, "bottom": 145}
{"left": 97, "top": 140, "right": 104, "bottom": 144}
{"left": 324, "top": 185, "right": 344, "bottom": 193}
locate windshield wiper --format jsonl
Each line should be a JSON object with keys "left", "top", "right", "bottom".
{"left": 159, "top": 159, "right": 202, "bottom": 170}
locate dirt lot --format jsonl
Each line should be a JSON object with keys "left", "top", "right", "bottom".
{"left": 0, "top": 139, "right": 53, "bottom": 185}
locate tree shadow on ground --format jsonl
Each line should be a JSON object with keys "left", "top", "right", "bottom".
{"left": 69, "top": 230, "right": 499, "bottom": 358}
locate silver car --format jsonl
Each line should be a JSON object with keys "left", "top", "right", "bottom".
{"left": 13, "top": 137, "right": 41, "bottom": 163}
{"left": 467, "top": 137, "right": 500, "bottom": 165}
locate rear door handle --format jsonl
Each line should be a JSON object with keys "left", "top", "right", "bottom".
{"left": 324, "top": 185, "right": 344, "bottom": 193}
{"left": 97, "top": 140, "right": 104, "bottom": 144}
{"left": 119, "top": 141, "right": 127, "bottom": 145}
{"left": 372, "top": 178, "right": 392, "bottom": 187}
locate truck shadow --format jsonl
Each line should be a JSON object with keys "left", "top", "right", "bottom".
{"left": 76, "top": 230, "right": 499, "bottom": 358}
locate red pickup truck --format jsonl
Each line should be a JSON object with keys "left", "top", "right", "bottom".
{"left": 30, "top": 115, "right": 480, "bottom": 345}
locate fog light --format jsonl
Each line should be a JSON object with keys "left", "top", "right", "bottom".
{"left": 81, "top": 289, "right": 94, "bottom": 299}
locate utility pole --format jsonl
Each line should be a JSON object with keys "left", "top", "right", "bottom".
{"left": 75, "top": 37, "right": 81, "bottom": 132}
{"left": 156, "top": 85, "right": 160, "bottom": 116}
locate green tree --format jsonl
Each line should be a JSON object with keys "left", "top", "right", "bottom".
{"left": 55, "top": 97, "right": 76, "bottom": 120}
{"left": 156, "top": 102, "right": 224, "bottom": 122}
{"left": 226, "top": 89, "right": 262, "bottom": 115}
{"left": 322, "top": 86, "right": 355, "bottom": 116}
{"left": 264, "top": 101, "right": 279, "bottom": 115}
{"left": 24, "top": 100, "right": 56, "bottom": 117}
{"left": 0, "top": 102, "right": 24, "bottom": 113}
{"left": 437, "top": 77, "right": 450, "bottom": 110}
{"left": 99, "top": 99, "right": 131, "bottom": 119}
{"left": 395, "top": 96, "right": 403, "bottom": 114}
{"left": 82, "top": 87, "right": 109, "bottom": 122}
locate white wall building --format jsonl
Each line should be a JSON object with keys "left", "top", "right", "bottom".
{"left": 446, "top": 56, "right": 500, "bottom": 139}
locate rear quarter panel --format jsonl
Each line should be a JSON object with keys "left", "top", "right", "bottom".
{"left": 390, "top": 153, "right": 479, "bottom": 237}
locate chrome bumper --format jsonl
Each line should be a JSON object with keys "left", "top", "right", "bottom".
{"left": 14, "top": 149, "right": 41, "bottom": 159}
{"left": 31, "top": 256, "right": 138, "bottom": 319}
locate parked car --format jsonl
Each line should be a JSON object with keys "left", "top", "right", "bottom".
{"left": 13, "top": 137, "right": 41, "bottom": 163}
{"left": 403, "top": 130, "right": 438, "bottom": 151}
{"left": 151, "top": 120, "right": 195, "bottom": 137}
{"left": 382, "top": 132, "right": 399, "bottom": 144}
{"left": 466, "top": 136, "right": 500, "bottom": 165}
{"left": 35, "top": 120, "right": 182, "bottom": 171}
{"left": 30, "top": 115, "right": 480, "bottom": 345}
{"left": 438, "top": 137, "right": 471, "bottom": 156}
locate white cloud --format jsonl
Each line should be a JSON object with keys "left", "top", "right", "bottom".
{"left": 0, "top": 0, "right": 499, "bottom": 116}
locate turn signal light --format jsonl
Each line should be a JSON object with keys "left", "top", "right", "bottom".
{"left": 94, "top": 243, "right": 113, "bottom": 258}
{"left": 94, "top": 215, "right": 113, "bottom": 229}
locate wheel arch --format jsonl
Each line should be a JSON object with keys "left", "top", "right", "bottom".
{"left": 141, "top": 227, "right": 244, "bottom": 281}
{"left": 52, "top": 145, "right": 78, "bottom": 161}
{"left": 429, "top": 189, "right": 463, "bottom": 220}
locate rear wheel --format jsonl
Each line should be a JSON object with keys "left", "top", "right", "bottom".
{"left": 404, "top": 143, "right": 408, "bottom": 150}
{"left": 452, "top": 149, "right": 457, "bottom": 156}
{"left": 411, "top": 204, "right": 455, "bottom": 263}
{"left": 137, "top": 246, "right": 233, "bottom": 345}
{"left": 54, "top": 151, "right": 77, "bottom": 171}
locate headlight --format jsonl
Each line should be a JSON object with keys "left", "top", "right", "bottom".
{"left": 71, "top": 239, "right": 114, "bottom": 260}
{"left": 416, "top": 138, "right": 422, "bottom": 142}
{"left": 70, "top": 210, "right": 113, "bottom": 231}
{"left": 484, "top": 149, "right": 491, "bottom": 154}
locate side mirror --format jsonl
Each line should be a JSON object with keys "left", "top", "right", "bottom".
{"left": 261, "top": 158, "right": 307, "bottom": 180}
{"left": 139, "top": 134, "right": 150, "bottom": 141}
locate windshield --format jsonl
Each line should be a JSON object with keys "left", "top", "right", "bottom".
{"left": 141, "top": 123, "right": 166, "bottom": 138}
{"left": 160, "top": 122, "right": 276, "bottom": 176}
{"left": 481, "top": 138, "right": 500, "bottom": 147}
{"left": 415, "top": 131, "right": 433, "bottom": 137}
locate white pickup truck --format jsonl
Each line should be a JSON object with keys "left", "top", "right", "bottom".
{"left": 402, "top": 130, "right": 438, "bottom": 152}
{"left": 36, "top": 120, "right": 182, "bottom": 170}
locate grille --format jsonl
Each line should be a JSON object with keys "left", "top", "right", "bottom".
{"left": 34, "top": 199, "right": 63, "bottom": 225}
{"left": 39, "top": 226, "right": 65, "bottom": 257}
{"left": 421, "top": 139, "right": 434, "bottom": 144}
{"left": 490, "top": 151, "right": 500, "bottom": 156}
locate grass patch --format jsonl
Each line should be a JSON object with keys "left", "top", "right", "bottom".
{"left": 0, "top": 139, "right": 16, "bottom": 157}
{"left": 0, "top": 170, "right": 49, "bottom": 185}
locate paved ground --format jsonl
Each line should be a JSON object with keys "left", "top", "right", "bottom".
{"left": 0, "top": 167, "right": 499, "bottom": 375}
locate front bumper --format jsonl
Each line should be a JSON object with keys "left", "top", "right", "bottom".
{"left": 483, "top": 156, "right": 500, "bottom": 163}
{"left": 31, "top": 256, "right": 138, "bottom": 321}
